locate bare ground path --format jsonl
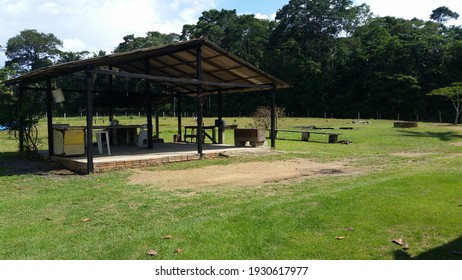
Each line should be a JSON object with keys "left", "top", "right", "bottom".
{"left": 129, "top": 158, "right": 361, "bottom": 190}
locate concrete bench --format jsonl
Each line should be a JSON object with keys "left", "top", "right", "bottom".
{"left": 308, "top": 131, "right": 341, "bottom": 143}
{"left": 273, "top": 129, "right": 341, "bottom": 143}
{"left": 234, "top": 128, "right": 266, "bottom": 147}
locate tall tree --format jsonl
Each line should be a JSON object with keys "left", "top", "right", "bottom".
{"left": 430, "top": 6, "right": 460, "bottom": 25}
{"left": 4, "top": 29, "right": 62, "bottom": 73}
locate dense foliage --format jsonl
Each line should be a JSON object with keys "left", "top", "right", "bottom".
{"left": 0, "top": 67, "right": 43, "bottom": 152}
{"left": 2, "top": 0, "right": 462, "bottom": 123}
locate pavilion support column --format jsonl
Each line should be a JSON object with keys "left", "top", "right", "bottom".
{"left": 176, "top": 93, "right": 182, "bottom": 141}
{"left": 270, "top": 85, "right": 276, "bottom": 149}
{"left": 46, "top": 79, "right": 54, "bottom": 156}
{"left": 217, "top": 90, "right": 223, "bottom": 144}
{"left": 155, "top": 105, "right": 160, "bottom": 139}
{"left": 18, "top": 87, "right": 25, "bottom": 152}
{"left": 85, "top": 66, "right": 94, "bottom": 174}
{"left": 145, "top": 59, "right": 153, "bottom": 149}
{"left": 107, "top": 66, "right": 114, "bottom": 122}
{"left": 108, "top": 66, "right": 114, "bottom": 146}
{"left": 196, "top": 45, "right": 204, "bottom": 157}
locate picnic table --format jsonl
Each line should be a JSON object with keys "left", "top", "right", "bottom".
{"left": 183, "top": 125, "right": 217, "bottom": 144}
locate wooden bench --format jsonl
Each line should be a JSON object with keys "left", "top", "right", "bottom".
{"left": 273, "top": 129, "right": 341, "bottom": 143}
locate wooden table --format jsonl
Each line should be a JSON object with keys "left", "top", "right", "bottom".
{"left": 94, "top": 125, "right": 140, "bottom": 145}
{"left": 183, "top": 125, "right": 217, "bottom": 144}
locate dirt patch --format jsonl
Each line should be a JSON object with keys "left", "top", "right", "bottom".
{"left": 390, "top": 152, "right": 434, "bottom": 158}
{"left": 441, "top": 153, "right": 462, "bottom": 159}
{"left": 450, "top": 142, "right": 462, "bottom": 147}
{"left": 446, "top": 125, "right": 462, "bottom": 131}
{"left": 128, "top": 158, "right": 360, "bottom": 190}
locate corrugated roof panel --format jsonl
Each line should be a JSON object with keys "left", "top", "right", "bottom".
{"left": 172, "top": 51, "right": 197, "bottom": 63}
{"left": 3, "top": 38, "right": 290, "bottom": 94}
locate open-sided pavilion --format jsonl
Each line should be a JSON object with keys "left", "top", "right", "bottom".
{"left": 4, "top": 38, "right": 290, "bottom": 173}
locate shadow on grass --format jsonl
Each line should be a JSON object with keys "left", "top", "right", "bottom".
{"left": 398, "top": 130, "right": 462, "bottom": 142}
{"left": 394, "top": 236, "right": 462, "bottom": 260}
{"left": 0, "top": 151, "right": 75, "bottom": 177}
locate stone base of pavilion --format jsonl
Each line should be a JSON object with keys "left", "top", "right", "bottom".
{"left": 39, "top": 142, "right": 274, "bottom": 174}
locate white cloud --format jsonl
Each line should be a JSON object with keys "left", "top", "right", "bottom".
{"left": 62, "top": 38, "right": 86, "bottom": 52}
{"left": 1, "top": 0, "right": 28, "bottom": 15}
{"left": 254, "top": 13, "right": 277, "bottom": 20}
{"left": 37, "top": 2, "right": 61, "bottom": 14}
{"left": 0, "top": 0, "right": 218, "bottom": 65}
{"left": 254, "top": 13, "right": 269, "bottom": 20}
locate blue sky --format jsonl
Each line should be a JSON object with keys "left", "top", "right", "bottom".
{"left": 1, "top": 0, "right": 461, "bottom": 66}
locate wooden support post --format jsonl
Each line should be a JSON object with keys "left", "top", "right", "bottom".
{"left": 155, "top": 105, "right": 160, "bottom": 139}
{"left": 145, "top": 59, "right": 153, "bottom": 149}
{"left": 217, "top": 90, "right": 223, "bottom": 144}
{"left": 177, "top": 93, "right": 182, "bottom": 141}
{"left": 270, "top": 86, "right": 276, "bottom": 149}
{"left": 85, "top": 66, "right": 94, "bottom": 174}
{"left": 46, "top": 79, "right": 54, "bottom": 156}
{"left": 108, "top": 66, "right": 114, "bottom": 120}
{"left": 18, "top": 87, "right": 24, "bottom": 152}
{"left": 196, "top": 45, "right": 203, "bottom": 157}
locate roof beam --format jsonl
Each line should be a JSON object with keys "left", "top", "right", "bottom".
{"left": 89, "top": 68, "right": 273, "bottom": 90}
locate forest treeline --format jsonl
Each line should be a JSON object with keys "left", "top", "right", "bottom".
{"left": 2, "top": 0, "right": 462, "bottom": 122}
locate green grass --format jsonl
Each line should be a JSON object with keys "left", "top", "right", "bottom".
{"left": 1, "top": 117, "right": 462, "bottom": 259}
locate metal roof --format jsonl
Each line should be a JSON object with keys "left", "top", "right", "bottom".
{"left": 4, "top": 38, "right": 290, "bottom": 95}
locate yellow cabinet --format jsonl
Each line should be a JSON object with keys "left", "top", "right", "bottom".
{"left": 53, "top": 125, "right": 85, "bottom": 156}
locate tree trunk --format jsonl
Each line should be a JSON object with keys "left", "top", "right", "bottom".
{"left": 455, "top": 110, "right": 461, "bottom": 125}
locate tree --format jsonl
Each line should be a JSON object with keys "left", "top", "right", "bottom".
{"left": 57, "top": 50, "right": 90, "bottom": 63}
{"left": 0, "top": 67, "right": 43, "bottom": 153}
{"left": 181, "top": 9, "right": 273, "bottom": 66}
{"left": 181, "top": 9, "right": 238, "bottom": 44}
{"left": 342, "top": 16, "right": 448, "bottom": 119}
{"left": 3, "top": 29, "right": 63, "bottom": 152}
{"left": 428, "top": 82, "right": 462, "bottom": 124}
{"left": 4, "top": 29, "right": 62, "bottom": 73}
{"left": 0, "top": 68, "right": 14, "bottom": 126}
{"left": 430, "top": 6, "right": 460, "bottom": 25}
{"left": 114, "top": 31, "right": 179, "bottom": 53}
{"left": 267, "top": 0, "right": 371, "bottom": 116}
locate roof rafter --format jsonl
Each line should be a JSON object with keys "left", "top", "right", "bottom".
{"left": 89, "top": 68, "right": 274, "bottom": 92}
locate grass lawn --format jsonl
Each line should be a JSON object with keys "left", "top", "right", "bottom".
{"left": 1, "top": 117, "right": 462, "bottom": 260}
